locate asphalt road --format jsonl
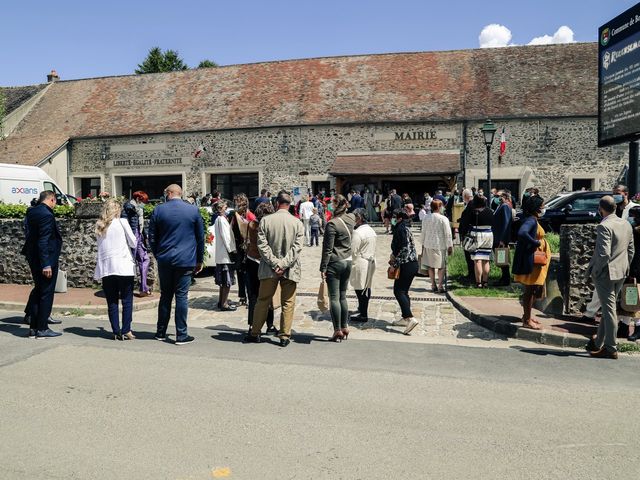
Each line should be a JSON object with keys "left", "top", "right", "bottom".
{"left": 0, "top": 312, "right": 639, "bottom": 480}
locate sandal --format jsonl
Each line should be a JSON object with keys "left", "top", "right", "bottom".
{"left": 522, "top": 321, "right": 542, "bottom": 330}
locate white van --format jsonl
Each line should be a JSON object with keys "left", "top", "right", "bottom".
{"left": 0, "top": 163, "right": 77, "bottom": 205}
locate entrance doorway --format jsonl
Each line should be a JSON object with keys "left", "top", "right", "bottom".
{"left": 311, "top": 181, "right": 330, "bottom": 196}
{"left": 120, "top": 175, "right": 182, "bottom": 201}
{"left": 211, "top": 172, "right": 259, "bottom": 202}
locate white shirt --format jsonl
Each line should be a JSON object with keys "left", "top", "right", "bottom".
{"left": 94, "top": 218, "right": 137, "bottom": 280}
{"left": 621, "top": 200, "right": 640, "bottom": 220}
{"left": 214, "top": 215, "right": 236, "bottom": 264}
{"left": 420, "top": 212, "right": 453, "bottom": 250}
{"left": 299, "top": 201, "right": 315, "bottom": 220}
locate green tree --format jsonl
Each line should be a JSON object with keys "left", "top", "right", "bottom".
{"left": 135, "top": 47, "right": 188, "bottom": 74}
{"left": 197, "top": 59, "right": 218, "bottom": 68}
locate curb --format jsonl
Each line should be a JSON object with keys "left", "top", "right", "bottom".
{"left": 446, "top": 292, "right": 589, "bottom": 349}
{"left": 0, "top": 298, "right": 159, "bottom": 316}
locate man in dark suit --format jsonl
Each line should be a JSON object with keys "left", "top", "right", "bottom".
{"left": 148, "top": 184, "right": 204, "bottom": 345}
{"left": 491, "top": 190, "right": 513, "bottom": 286}
{"left": 457, "top": 188, "right": 475, "bottom": 284}
{"left": 21, "top": 190, "right": 63, "bottom": 339}
{"left": 349, "top": 189, "right": 364, "bottom": 212}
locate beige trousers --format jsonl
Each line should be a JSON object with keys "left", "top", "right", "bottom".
{"left": 251, "top": 277, "right": 297, "bottom": 338}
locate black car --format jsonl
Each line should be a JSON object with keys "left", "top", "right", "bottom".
{"left": 515, "top": 190, "right": 609, "bottom": 234}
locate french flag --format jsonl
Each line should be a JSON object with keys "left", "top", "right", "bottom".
{"left": 499, "top": 127, "right": 506, "bottom": 156}
{"left": 194, "top": 143, "right": 206, "bottom": 158}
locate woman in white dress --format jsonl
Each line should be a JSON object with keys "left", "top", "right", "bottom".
{"left": 419, "top": 199, "right": 453, "bottom": 293}
{"left": 350, "top": 209, "right": 377, "bottom": 323}
{"left": 213, "top": 200, "right": 237, "bottom": 311}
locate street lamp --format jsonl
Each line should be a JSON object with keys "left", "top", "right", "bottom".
{"left": 480, "top": 119, "right": 497, "bottom": 195}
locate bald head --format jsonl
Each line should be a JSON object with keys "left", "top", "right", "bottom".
{"left": 599, "top": 195, "right": 616, "bottom": 217}
{"left": 165, "top": 184, "right": 182, "bottom": 199}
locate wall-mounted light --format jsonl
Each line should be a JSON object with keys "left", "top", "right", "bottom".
{"left": 542, "top": 126, "right": 556, "bottom": 149}
{"left": 280, "top": 134, "right": 289, "bottom": 154}
{"left": 100, "top": 144, "right": 109, "bottom": 161}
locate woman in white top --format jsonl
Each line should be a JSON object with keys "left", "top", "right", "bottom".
{"left": 419, "top": 199, "right": 453, "bottom": 293}
{"left": 94, "top": 199, "right": 137, "bottom": 340}
{"left": 350, "top": 209, "right": 377, "bottom": 323}
{"left": 213, "top": 200, "right": 237, "bottom": 311}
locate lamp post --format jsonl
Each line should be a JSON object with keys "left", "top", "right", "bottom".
{"left": 480, "top": 119, "right": 497, "bottom": 196}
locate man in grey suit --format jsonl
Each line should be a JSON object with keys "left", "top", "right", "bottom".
{"left": 586, "top": 196, "right": 634, "bottom": 359}
{"left": 244, "top": 191, "right": 304, "bottom": 347}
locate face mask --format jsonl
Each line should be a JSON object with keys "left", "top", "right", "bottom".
{"left": 613, "top": 194, "right": 624, "bottom": 204}
{"left": 391, "top": 219, "right": 397, "bottom": 226}
{"left": 523, "top": 192, "right": 531, "bottom": 198}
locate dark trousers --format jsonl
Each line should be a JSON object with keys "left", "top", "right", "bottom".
{"left": 236, "top": 257, "right": 247, "bottom": 300}
{"left": 394, "top": 261, "right": 418, "bottom": 319}
{"left": 27, "top": 262, "right": 58, "bottom": 331}
{"left": 310, "top": 227, "right": 320, "bottom": 246}
{"left": 464, "top": 250, "right": 474, "bottom": 279}
{"left": 102, "top": 275, "right": 134, "bottom": 335}
{"left": 500, "top": 265, "right": 511, "bottom": 284}
{"left": 326, "top": 260, "right": 352, "bottom": 330}
{"left": 355, "top": 288, "right": 371, "bottom": 317}
{"left": 157, "top": 264, "right": 193, "bottom": 340}
{"left": 246, "top": 260, "right": 273, "bottom": 328}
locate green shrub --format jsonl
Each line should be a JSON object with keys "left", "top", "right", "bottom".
{"left": 546, "top": 232, "right": 560, "bottom": 254}
{"left": 0, "top": 204, "right": 27, "bottom": 218}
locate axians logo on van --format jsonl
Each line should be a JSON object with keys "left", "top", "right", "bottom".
{"left": 11, "top": 186, "right": 39, "bottom": 195}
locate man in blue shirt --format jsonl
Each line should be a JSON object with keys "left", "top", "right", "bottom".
{"left": 149, "top": 184, "right": 204, "bottom": 345}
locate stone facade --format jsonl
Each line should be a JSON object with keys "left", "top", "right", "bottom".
{"left": 0, "top": 219, "right": 156, "bottom": 289}
{"left": 69, "top": 117, "right": 627, "bottom": 201}
{"left": 559, "top": 224, "right": 597, "bottom": 314}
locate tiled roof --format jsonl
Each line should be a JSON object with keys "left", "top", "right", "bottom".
{"left": 330, "top": 152, "right": 460, "bottom": 176}
{"left": 0, "top": 43, "right": 597, "bottom": 166}
{"left": 0, "top": 84, "right": 47, "bottom": 115}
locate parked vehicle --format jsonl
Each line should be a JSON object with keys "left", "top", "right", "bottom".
{"left": 514, "top": 190, "right": 608, "bottom": 234}
{"left": 0, "top": 163, "right": 77, "bottom": 205}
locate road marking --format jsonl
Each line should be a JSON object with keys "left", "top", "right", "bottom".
{"left": 211, "top": 467, "right": 231, "bottom": 477}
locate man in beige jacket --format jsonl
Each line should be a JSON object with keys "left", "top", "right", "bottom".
{"left": 245, "top": 191, "right": 304, "bottom": 347}
{"left": 586, "top": 196, "right": 634, "bottom": 359}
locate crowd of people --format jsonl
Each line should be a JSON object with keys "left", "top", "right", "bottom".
{"left": 18, "top": 181, "right": 640, "bottom": 358}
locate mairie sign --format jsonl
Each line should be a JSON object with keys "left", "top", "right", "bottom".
{"left": 106, "top": 157, "right": 193, "bottom": 169}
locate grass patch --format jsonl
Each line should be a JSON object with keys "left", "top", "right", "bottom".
{"left": 448, "top": 247, "right": 521, "bottom": 298}
{"left": 68, "top": 308, "right": 86, "bottom": 317}
{"left": 619, "top": 342, "right": 640, "bottom": 353}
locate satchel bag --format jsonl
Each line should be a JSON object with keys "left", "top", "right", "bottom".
{"left": 54, "top": 270, "right": 68, "bottom": 293}
{"left": 533, "top": 240, "right": 548, "bottom": 266}
{"left": 494, "top": 247, "right": 511, "bottom": 267}
{"left": 317, "top": 280, "right": 329, "bottom": 312}
{"left": 462, "top": 210, "right": 480, "bottom": 253}
{"left": 621, "top": 279, "right": 640, "bottom": 312}
{"left": 387, "top": 265, "right": 400, "bottom": 280}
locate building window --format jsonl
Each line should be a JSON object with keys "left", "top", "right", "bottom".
{"left": 80, "top": 177, "right": 101, "bottom": 199}
{"left": 120, "top": 175, "right": 182, "bottom": 201}
{"left": 571, "top": 178, "right": 594, "bottom": 191}
{"left": 211, "top": 173, "right": 259, "bottom": 202}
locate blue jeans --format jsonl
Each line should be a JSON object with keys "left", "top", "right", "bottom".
{"left": 157, "top": 264, "right": 193, "bottom": 340}
{"left": 102, "top": 275, "right": 134, "bottom": 335}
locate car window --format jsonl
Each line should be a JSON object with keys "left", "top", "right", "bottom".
{"left": 569, "top": 196, "right": 600, "bottom": 212}
{"left": 546, "top": 194, "right": 570, "bottom": 208}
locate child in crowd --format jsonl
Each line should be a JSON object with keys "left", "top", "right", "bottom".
{"left": 309, "top": 208, "right": 321, "bottom": 246}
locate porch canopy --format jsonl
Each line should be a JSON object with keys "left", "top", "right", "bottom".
{"left": 329, "top": 151, "right": 460, "bottom": 176}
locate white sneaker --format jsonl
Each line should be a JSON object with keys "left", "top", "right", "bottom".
{"left": 403, "top": 318, "right": 419, "bottom": 335}
{"left": 392, "top": 318, "right": 408, "bottom": 326}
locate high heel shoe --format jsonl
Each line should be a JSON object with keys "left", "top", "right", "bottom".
{"left": 122, "top": 331, "right": 136, "bottom": 340}
{"left": 341, "top": 328, "right": 349, "bottom": 340}
{"left": 328, "top": 331, "right": 344, "bottom": 342}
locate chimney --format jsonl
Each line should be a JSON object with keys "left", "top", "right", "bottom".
{"left": 47, "top": 69, "right": 60, "bottom": 82}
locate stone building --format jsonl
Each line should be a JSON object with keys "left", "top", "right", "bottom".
{"left": 0, "top": 43, "right": 627, "bottom": 202}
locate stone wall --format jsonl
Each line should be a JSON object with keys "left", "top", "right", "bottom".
{"left": 0, "top": 219, "right": 156, "bottom": 289}
{"left": 69, "top": 116, "right": 628, "bottom": 201}
{"left": 559, "top": 224, "right": 597, "bottom": 314}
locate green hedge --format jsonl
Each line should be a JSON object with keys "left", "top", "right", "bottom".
{"left": 0, "top": 204, "right": 74, "bottom": 218}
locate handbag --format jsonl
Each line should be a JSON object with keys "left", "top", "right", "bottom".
{"left": 533, "top": 239, "right": 548, "bottom": 266}
{"left": 387, "top": 265, "right": 400, "bottom": 280}
{"left": 54, "top": 270, "right": 68, "bottom": 293}
{"left": 462, "top": 210, "right": 479, "bottom": 252}
{"left": 621, "top": 279, "right": 640, "bottom": 312}
{"left": 317, "top": 280, "right": 329, "bottom": 312}
{"left": 494, "top": 247, "right": 511, "bottom": 267}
